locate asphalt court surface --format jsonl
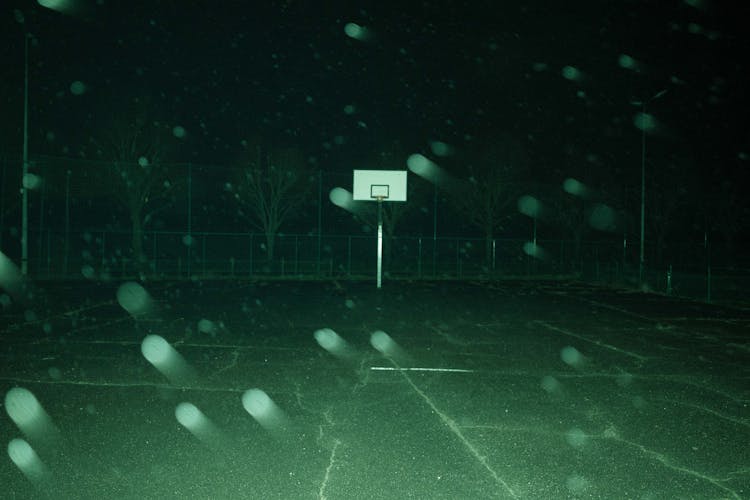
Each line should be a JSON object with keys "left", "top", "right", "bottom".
{"left": 1, "top": 279, "right": 749, "bottom": 499}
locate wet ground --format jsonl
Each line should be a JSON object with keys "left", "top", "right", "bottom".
{"left": 1, "top": 279, "right": 749, "bottom": 499}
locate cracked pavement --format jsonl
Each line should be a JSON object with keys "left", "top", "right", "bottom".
{"left": 1, "top": 280, "right": 748, "bottom": 498}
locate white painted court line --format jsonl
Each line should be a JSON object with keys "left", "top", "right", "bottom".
{"left": 21, "top": 338, "right": 305, "bottom": 352}
{"left": 534, "top": 320, "right": 649, "bottom": 362}
{"left": 658, "top": 317, "right": 750, "bottom": 323}
{"left": 545, "top": 290, "right": 656, "bottom": 322}
{"left": 0, "top": 376, "right": 245, "bottom": 392}
{"left": 392, "top": 363, "right": 519, "bottom": 498}
{"left": 370, "top": 366, "right": 475, "bottom": 373}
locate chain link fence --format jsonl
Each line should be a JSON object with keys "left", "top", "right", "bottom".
{"left": 7, "top": 227, "right": 745, "bottom": 308}
{"left": 0, "top": 157, "right": 747, "bottom": 307}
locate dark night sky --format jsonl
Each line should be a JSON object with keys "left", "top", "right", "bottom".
{"left": 1, "top": 0, "right": 748, "bottom": 202}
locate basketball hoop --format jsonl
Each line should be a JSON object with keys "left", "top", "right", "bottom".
{"left": 351, "top": 170, "right": 408, "bottom": 288}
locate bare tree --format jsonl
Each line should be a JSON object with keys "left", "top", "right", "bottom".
{"left": 710, "top": 178, "right": 747, "bottom": 267}
{"left": 229, "top": 140, "right": 311, "bottom": 261}
{"left": 445, "top": 133, "right": 527, "bottom": 266}
{"left": 645, "top": 153, "right": 698, "bottom": 267}
{"left": 85, "top": 96, "right": 178, "bottom": 275}
{"left": 552, "top": 191, "right": 586, "bottom": 262}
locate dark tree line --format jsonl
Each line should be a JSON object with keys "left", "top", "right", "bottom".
{"left": 1, "top": 90, "right": 747, "bottom": 276}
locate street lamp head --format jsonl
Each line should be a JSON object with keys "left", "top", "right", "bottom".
{"left": 631, "top": 89, "right": 668, "bottom": 108}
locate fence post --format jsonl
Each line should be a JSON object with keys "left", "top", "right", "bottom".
{"left": 347, "top": 236, "right": 352, "bottom": 276}
{"left": 432, "top": 237, "right": 437, "bottom": 277}
{"left": 317, "top": 170, "right": 322, "bottom": 276}
{"left": 666, "top": 265, "right": 672, "bottom": 295}
{"left": 187, "top": 163, "right": 192, "bottom": 277}
{"left": 202, "top": 234, "right": 206, "bottom": 277}
{"left": 101, "top": 231, "right": 106, "bottom": 270}
{"left": 63, "top": 170, "right": 71, "bottom": 277}
{"left": 705, "top": 231, "right": 711, "bottom": 302}
{"left": 37, "top": 176, "right": 46, "bottom": 271}
{"left": 249, "top": 233, "right": 253, "bottom": 278}
{"left": 560, "top": 239, "right": 565, "bottom": 273}
{"left": 152, "top": 231, "right": 157, "bottom": 274}
{"left": 46, "top": 229, "right": 51, "bottom": 277}
{"left": 186, "top": 234, "right": 192, "bottom": 278}
{"left": 418, "top": 237, "right": 422, "bottom": 278}
{"left": 456, "top": 239, "right": 460, "bottom": 278}
{"left": 595, "top": 245, "right": 599, "bottom": 280}
{"left": 294, "top": 235, "right": 299, "bottom": 274}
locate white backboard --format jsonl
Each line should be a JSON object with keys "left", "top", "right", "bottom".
{"left": 352, "top": 170, "right": 407, "bottom": 201}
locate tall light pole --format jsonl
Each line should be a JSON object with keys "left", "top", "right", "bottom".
{"left": 21, "top": 31, "right": 31, "bottom": 275}
{"left": 631, "top": 88, "right": 667, "bottom": 287}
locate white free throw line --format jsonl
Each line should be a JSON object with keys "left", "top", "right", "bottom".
{"left": 370, "top": 366, "right": 475, "bottom": 373}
